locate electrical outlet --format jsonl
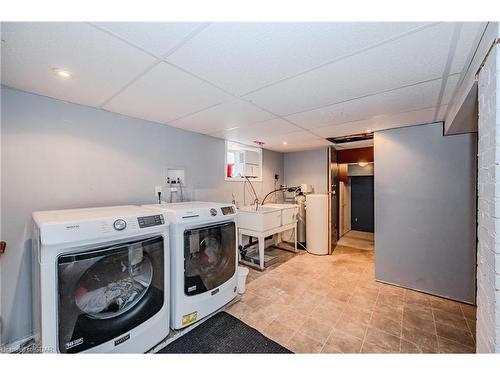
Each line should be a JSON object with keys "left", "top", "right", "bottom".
{"left": 155, "top": 185, "right": 162, "bottom": 195}
{"left": 166, "top": 168, "right": 185, "bottom": 186}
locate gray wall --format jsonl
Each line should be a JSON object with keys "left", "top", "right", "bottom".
{"left": 0, "top": 87, "right": 284, "bottom": 344}
{"left": 374, "top": 122, "right": 477, "bottom": 303}
{"left": 283, "top": 148, "right": 328, "bottom": 193}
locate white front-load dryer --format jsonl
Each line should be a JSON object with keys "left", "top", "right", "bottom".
{"left": 142, "top": 202, "right": 238, "bottom": 330}
{"left": 32, "top": 205, "right": 170, "bottom": 353}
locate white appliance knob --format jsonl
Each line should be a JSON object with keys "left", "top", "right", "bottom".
{"left": 113, "top": 219, "right": 127, "bottom": 231}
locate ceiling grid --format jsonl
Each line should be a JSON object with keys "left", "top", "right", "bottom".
{"left": 0, "top": 22, "right": 487, "bottom": 152}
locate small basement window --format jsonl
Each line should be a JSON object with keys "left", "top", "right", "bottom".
{"left": 225, "top": 141, "right": 262, "bottom": 182}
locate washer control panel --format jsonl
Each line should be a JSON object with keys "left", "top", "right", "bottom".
{"left": 221, "top": 206, "right": 236, "bottom": 215}
{"left": 113, "top": 219, "right": 127, "bottom": 231}
{"left": 137, "top": 214, "right": 165, "bottom": 228}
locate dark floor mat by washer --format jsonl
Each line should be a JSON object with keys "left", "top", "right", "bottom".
{"left": 158, "top": 312, "right": 292, "bottom": 354}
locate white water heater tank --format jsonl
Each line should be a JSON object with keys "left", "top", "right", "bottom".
{"left": 306, "top": 194, "right": 329, "bottom": 255}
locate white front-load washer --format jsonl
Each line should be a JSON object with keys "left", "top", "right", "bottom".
{"left": 142, "top": 202, "right": 238, "bottom": 330}
{"left": 32, "top": 205, "right": 170, "bottom": 353}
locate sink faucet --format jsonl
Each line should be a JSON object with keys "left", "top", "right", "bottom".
{"left": 244, "top": 176, "right": 259, "bottom": 211}
{"left": 250, "top": 197, "right": 259, "bottom": 211}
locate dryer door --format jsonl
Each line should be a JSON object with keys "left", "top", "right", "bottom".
{"left": 184, "top": 221, "right": 236, "bottom": 296}
{"left": 57, "top": 236, "right": 165, "bottom": 353}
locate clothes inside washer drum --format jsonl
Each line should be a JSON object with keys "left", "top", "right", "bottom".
{"left": 68, "top": 286, "right": 164, "bottom": 353}
{"left": 75, "top": 254, "right": 153, "bottom": 319}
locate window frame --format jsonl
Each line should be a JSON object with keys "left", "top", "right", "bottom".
{"left": 224, "top": 140, "right": 263, "bottom": 182}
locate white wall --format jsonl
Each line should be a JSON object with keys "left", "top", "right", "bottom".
{"left": 339, "top": 181, "right": 351, "bottom": 236}
{"left": 374, "top": 122, "right": 477, "bottom": 304}
{"left": 0, "top": 87, "right": 284, "bottom": 345}
{"left": 477, "top": 42, "right": 500, "bottom": 353}
{"left": 283, "top": 148, "right": 328, "bottom": 193}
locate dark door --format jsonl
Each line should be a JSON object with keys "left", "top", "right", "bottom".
{"left": 328, "top": 147, "right": 339, "bottom": 253}
{"left": 351, "top": 176, "right": 374, "bottom": 232}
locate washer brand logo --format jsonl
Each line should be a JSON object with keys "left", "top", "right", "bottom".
{"left": 114, "top": 334, "right": 130, "bottom": 346}
{"left": 211, "top": 288, "right": 220, "bottom": 296}
{"left": 65, "top": 337, "right": 83, "bottom": 350}
{"left": 65, "top": 225, "right": 80, "bottom": 230}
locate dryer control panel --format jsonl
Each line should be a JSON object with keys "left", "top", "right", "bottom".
{"left": 221, "top": 206, "right": 235, "bottom": 215}
{"left": 137, "top": 214, "right": 165, "bottom": 228}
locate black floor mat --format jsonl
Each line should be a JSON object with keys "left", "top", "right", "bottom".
{"left": 158, "top": 312, "right": 292, "bottom": 354}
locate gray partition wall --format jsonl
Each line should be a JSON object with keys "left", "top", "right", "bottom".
{"left": 374, "top": 122, "right": 477, "bottom": 303}
{"left": 284, "top": 148, "right": 328, "bottom": 193}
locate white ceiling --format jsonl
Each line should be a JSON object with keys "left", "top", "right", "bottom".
{"left": 1, "top": 22, "right": 486, "bottom": 152}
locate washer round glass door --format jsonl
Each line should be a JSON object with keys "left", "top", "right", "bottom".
{"left": 74, "top": 251, "right": 153, "bottom": 319}
{"left": 184, "top": 221, "right": 236, "bottom": 296}
{"left": 57, "top": 236, "right": 165, "bottom": 353}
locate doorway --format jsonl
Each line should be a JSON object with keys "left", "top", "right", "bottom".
{"left": 335, "top": 160, "right": 375, "bottom": 252}
{"left": 328, "top": 144, "right": 374, "bottom": 253}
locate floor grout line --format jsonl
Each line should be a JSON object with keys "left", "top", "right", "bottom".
{"left": 399, "top": 289, "right": 407, "bottom": 352}
{"left": 235, "top": 232, "right": 475, "bottom": 354}
{"left": 460, "top": 304, "right": 476, "bottom": 345}
{"left": 359, "top": 285, "right": 380, "bottom": 353}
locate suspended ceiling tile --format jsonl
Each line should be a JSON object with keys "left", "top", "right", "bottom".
{"left": 103, "top": 62, "right": 232, "bottom": 124}
{"left": 286, "top": 77, "right": 444, "bottom": 129}
{"left": 441, "top": 74, "right": 461, "bottom": 105}
{"left": 437, "top": 105, "right": 449, "bottom": 121}
{"left": 450, "top": 22, "right": 487, "bottom": 74}
{"left": 169, "top": 99, "right": 275, "bottom": 134}
{"left": 312, "top": 106, "right": 447, "bottom": 138}
{"left": 166, "top": 22, "right": 431, "bottom": 95}
{"left": 266, "top": 144, "right": 325, "bottom": 153}
{"left": 266, "top": 140, "right": 332, "bottom": 152}
{"left": 211, "top": 117, "right": 302, "bottom": 144}
{"left": 93, "top": 22, "right": 203, "bottom": 57}
{"left": 244, "top": 23, "right": 454, "bottom": 116}
{"left": 1, "top": 22, "right": 156, "bottom": 107}
{"left": 263, "top": 130, "right": 331, "bottom": 152}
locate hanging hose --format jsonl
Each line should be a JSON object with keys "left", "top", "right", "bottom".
{"left": 283, "top": 226, "right": 328, "bottom": 256}
{"left": 179, "top": 182, "right": 183, "bottom": 202}
{"left": 261, "top": 185, "right": 300, "bottom": 206}
{"left": 244, "top": 176, "right": 259, "bottom": 210}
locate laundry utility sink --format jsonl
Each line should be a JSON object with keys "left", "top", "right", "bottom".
{"left": 264, "top": 203, "right": 299, "bottom": 226}
{"left": 238, "top": 206, "right": 282, "bottom": 232}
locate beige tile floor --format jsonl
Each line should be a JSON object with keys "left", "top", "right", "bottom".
{"left": 226, "top": 231, "right": 477, "bottom": 354}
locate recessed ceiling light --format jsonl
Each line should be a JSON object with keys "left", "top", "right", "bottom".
{"left": 53, "top": 68, "right": 71, "bottom": 79}
{"left": 282, "top": 141, "right": 288, "bottom": 145}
